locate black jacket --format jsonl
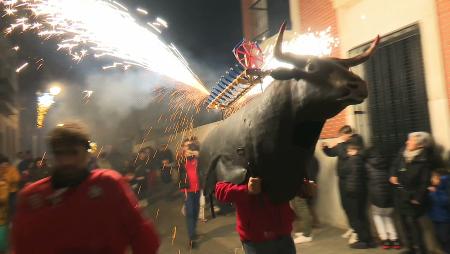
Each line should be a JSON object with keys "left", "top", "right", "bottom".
{"left": 365, "top": 148, "right": 393, "bottom": 208}
{"left": 344, "top": 154, "right": 367, "bottom": 196}
{"left": 322, "top": 134, "right": 364, "bottom": 178}
{"left": 390, "top": 148, "right": 432, "bottom": 213}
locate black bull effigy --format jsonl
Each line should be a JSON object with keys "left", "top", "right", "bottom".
{"left": 199, "top": 22, "right": 380, "bottom": 204}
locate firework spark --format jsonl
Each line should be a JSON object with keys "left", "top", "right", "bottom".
{"left": 36, "top": 92, "right": 55, "bottom": 128}
{"left": 171, "top": 226, "right": 177, "bottom": 245}
{"left": 245, "top": 27, "right": 339, "bottom": 97}
{"left": 2, "top": 0, "right": 208, "bottom": 94}
{"left": 15, "top": 62, "right": 29, "bottom": 72}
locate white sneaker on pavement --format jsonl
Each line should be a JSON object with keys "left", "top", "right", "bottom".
{"left": 294, "top": 232, "right": 304, "bottom": 237}
{"left": 348, "top": 232, "right": 358, "bottom": 244}
{"left": 341, "top": 229, "right": 353, "bottom": 238}
{"left": 294, "top": 235, "right": 313, "bottom": 244}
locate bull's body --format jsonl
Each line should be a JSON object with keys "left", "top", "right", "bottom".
{"left": 200, "top": 22, "right": 379, "bottom": 203}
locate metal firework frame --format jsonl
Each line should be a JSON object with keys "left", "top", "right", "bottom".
{"left": 206, "top": 40, "right": 267, "bottom": 109}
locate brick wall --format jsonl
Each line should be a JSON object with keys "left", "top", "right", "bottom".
{"left": 299, "top": 0, "right": 346, "bottom": 138}
{"left": 436, "top": 0, "right": 450, "bottom": 112}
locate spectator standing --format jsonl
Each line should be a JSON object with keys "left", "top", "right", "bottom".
{"left": 365, "top": 148, "right": 401, "bottom": 249}
{"left": 428, "top": 170, "right": 450, "bottom": 254}
{"left": 390, "top": 132, "right": 433, "bottom": 254}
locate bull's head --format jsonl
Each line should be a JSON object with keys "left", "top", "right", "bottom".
{"left": 271, "top": 22, "right": 379, "bottom": 119}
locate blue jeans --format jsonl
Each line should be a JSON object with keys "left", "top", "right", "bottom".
{"left": 242, "top": 236, "right": 296, "bottom": 254}
{"left": 185, "top": 191, "right": 200, "bottom": 241}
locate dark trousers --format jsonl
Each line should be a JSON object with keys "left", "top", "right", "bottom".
{"left": 433, "top": 222, "right": 450, "bottom": 254}
{"left": 400, "top": 215, "right": 426, "bottom": 253}
{"left": 338, "top": 180, "right": 352, "bottom": 225}
{"left": 185, "top": 191, "right": 200, "bottom": 241}
{"left": 242, "top": 236, "right": 296, "bottom": 254}
{"left": 346, "top": 194, "right": 372, "bottom": 243}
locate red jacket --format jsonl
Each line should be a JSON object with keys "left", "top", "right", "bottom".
{"left": 215, "top": 181, "right": 294, "bottom": 243}
{"left": 12, "top": 170, "right": 160, "bottom": 254}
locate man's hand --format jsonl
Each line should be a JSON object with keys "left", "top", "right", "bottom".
{"left": 411, "top": 200, "right": 420, "bottom": 205}
{"left": 248, "top": 177, "right": 261, "bottom": 195}
{"left": 389, "top": 176, "right": 399, "bottom": 185}
{"left": 427, "top": 186, "right": 437, "bottom": 192}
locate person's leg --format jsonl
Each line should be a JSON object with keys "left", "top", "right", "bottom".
{"left": 381, "top": 208, "right": 398, "bottom": 241}
{"left": 403, "top": 215, "right": 426, "bottom": 253}
{"left": 356, "top": 196, "right": 372, "bottom": 243}
{"left": 434, "top": 222, "right": 450, "bottom": 254}
{"left": 372, "top": 205, "right": 388, "bottom": 240}
{"left": 297, "top": 198, "right": 312, "bottom": 237}
{"left": 185, "top": 192, "right": 196, "bottom": 241}
{"left": 278, "top": 236, "right": 297, "bottom": 254}
{"left": 192, "top": 192, "right": 201, "bottom": 237}
{"left": 242, "top": 240, "right": 276, "bottom": 254}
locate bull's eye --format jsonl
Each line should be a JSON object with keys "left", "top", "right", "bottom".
{"left": 306, "top": 61, "right": 318, "bottom": 72}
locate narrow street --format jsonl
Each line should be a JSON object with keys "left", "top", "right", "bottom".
{"left": 145, "top": 183, "right": 401, "bottom": 254}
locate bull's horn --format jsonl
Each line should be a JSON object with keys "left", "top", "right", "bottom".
{"left": 273, "top": 21, "right": 308, "bottom": 67}
{"left": 337, "top": 35, "right": 380, "bottom": 67}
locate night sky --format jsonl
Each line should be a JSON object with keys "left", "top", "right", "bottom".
{"left": 3, "top": 0, "right": 243, "bottom": 149}
{"left": 11, "top": 0, "right": 243, "bottom": 92}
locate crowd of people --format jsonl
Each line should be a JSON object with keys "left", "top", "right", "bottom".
{"left": 316, "top": 126, "right": 449, "bottom": 254}
{"left": 0, "top": 122, "right": 448, "bottom": 254}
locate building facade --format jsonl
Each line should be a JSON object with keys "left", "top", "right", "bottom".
{"left": 241, "top": 0, "right": 450, "bottom": 234}
{"left": 0, "top": 38, "right": 20, "bottom": 160}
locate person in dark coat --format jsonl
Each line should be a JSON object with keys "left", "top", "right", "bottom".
{"left": 390, "top": 132, "right": 433, "bottom": 254}
{"left": 428, "top": 170, "right": 450, "bottom": 254}
{"left": 344, "top": 144, "right": 375, "bottom": 249}
{"left": 365, "top": 148, "right": 400, "bottom": 249}
{"left": 321, "top": 125, "right": 364, "bottom": 239}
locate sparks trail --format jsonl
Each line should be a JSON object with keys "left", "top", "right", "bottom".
{"left": 1, "top": 0, "right": 209, "bottom": 93}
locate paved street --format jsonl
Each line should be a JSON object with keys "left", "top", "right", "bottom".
{"left": 144, "top": 183, "right": 401, "bottom": 254}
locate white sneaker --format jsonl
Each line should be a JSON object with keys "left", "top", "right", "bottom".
{"left": 294, "top": 232, "right": 304, "bottom": 237}
{"left": 348, "top": 232, "right": 358, "bottom": 244}
{"left": 294, "top": 235, "right": 313, "bottom": 244}
{"left": 341, "top": 229, "right": 353, "bottom": 238}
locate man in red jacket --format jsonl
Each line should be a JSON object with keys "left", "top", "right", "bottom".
{"left": 12, "top": 123, "right": 160, "bottom": 254}
{"left": 215, "top": 177, "right": 296, "bottom": 254}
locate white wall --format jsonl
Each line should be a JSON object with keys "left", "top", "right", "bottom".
{"left": 311, "top": 0, "right": 450, "bottom": 229}
{"left": 335, "top": 0, "right": 450, "bottom": 150}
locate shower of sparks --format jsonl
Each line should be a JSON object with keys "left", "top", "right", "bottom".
{"left": 155, "top": 17, "right": 168, "bottom": 28}
{"left": 36, "top": 92, "right": 55, "bottom": 128}
{"left": 39, "top": 151, "right": 46, "bottom": 166}
{"left": 2, "top": 0, "right": 209, "bottom": 94}
{"left": 82, "top": 90, "right": 93, "bottom": 102}
{"left": 155, "top": 208, "right": 159, "bottom": 220}
{"left": 96, "top": 145, "right": 103, "bottom": 158}
{"left": 136, "top": 7, "right": 147, "bottom": 15}
{"left": 171, "top": 226, "right": 177, "bottom": 245}
{"left": 245, "top": 27, "right": 339, "bottom": 97}
{"left": 15, "top": 62, "right": 29, "bottom": 72}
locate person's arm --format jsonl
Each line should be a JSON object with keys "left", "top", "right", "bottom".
{"left": 389, "top": 152, "right": 401, "bottom": 185}
{"left": 322, "top": 143, "right": 338, "bottom": 157}
{"left": 108, "top": 173, "right": 160, "bottom": 254}
{"left": 412, "top": 162, "right": 432, "bottom": 204}
{"left": 215, "top": 181, "right": 248, "bottom": 203}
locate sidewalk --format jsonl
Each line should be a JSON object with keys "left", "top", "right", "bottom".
{"left": 145, "top": 186, "right": 400, "bottom": 254}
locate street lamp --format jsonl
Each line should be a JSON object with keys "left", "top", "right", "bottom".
{"left": 49, "top": 86, "right": 61, "bottom": 96}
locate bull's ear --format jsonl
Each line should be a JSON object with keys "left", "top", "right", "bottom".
{"left": 271, "top": 67, "right": 311, "bottom": 81}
